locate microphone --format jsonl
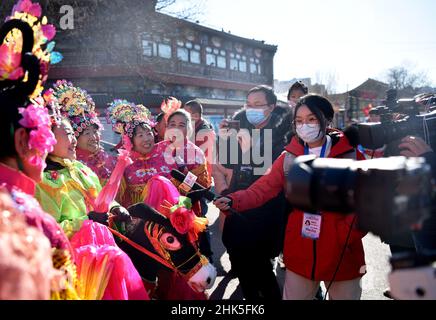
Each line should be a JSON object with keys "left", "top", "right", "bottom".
{"left": 170, "top": 169, "right": 216, "bottom": 201}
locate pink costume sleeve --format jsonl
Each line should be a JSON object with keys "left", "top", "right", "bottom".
{"left": 70, "top": 220, "right": 149, "bottom": 300}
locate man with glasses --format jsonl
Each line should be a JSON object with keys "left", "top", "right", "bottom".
{"left": 217, "top": 85, "right": 292, "bottom": 300}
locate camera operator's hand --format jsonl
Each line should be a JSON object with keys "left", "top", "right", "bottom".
{"left": 87, "top": 211, "right": 109, "bottom": 226}
{"left": 218, "top": 119, "right": 233, "bottom": 139}
{"left": 213, "top": 197, "right": 232, "bottom": 212}
{"left": 110, "top": 206, "right": 132, "bottom": 223}
{"left": 398, "top": 136, "right": 433, "bottom": 157}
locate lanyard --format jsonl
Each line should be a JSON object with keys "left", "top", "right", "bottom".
{"left": 303, "top": 140, "right": 327, "bottom": 218}
{"left": 304, "top": 139, "right": 328, "bottom": 158}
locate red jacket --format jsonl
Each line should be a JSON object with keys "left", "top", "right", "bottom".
{"left": 229, "top": 130, "right": 366, "bottom": 281}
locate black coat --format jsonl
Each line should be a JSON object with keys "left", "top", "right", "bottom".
{"left": 220, "top": 106, "right": 293, "bottom": 257}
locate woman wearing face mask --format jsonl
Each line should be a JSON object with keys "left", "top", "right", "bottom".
{"left": 215, "top": 94, "right": 366, "bottom": 300}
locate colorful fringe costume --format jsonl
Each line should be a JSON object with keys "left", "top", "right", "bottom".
{"left": 35, "top": 154, "right": 149, "bottom": 300}
{"left": 76, "top": 148, "right": 117, "bottom": 185}
{"left": 0, "top": 164, "right": 79, "bottom": 299}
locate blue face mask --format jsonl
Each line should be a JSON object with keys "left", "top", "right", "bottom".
{"left": 246, "top": 108, "right": 268, "bottom": 126}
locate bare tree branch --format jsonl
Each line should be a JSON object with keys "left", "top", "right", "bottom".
{"left": 157, "top": 0, "right": 205, "bottom": 21}
{"left": 386, "top": 65, "right": 430, "bottom": 94}
{"left": 314, "top": 70, "right": 338, "bottom": 95}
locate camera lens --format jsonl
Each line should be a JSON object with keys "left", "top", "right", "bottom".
{"left": 286, "top": 156, "right": 356, "bottom": 213}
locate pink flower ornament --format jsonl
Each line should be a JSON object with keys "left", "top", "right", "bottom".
{"left": 12, "top": 0, "right": 42, "bottom": 18}
{"left": 18, "top": 101, "right": 57, "bottom": 168}
{"left": 0, "top": 44, "right": 24, "bottom": 81}
{"left": 169, "top": 207, "right": 196, "bottom": 235}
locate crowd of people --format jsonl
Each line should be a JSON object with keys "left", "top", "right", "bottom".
{"left": 1, "top": 0, "right": 435, "bottom": 301}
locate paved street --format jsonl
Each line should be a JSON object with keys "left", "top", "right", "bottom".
{"left": 205, "top": 204, "right": 392, "bottom": 300}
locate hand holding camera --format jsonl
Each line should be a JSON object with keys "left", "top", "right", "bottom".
{"left": 399, "top": 136, "right": 433, "bottom": 157}
{"left": 219, "top": 118, "right": 241, "bottom": 138}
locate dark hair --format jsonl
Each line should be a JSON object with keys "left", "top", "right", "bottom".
{"left": 185, "top": 100, "right": 203, "bottom": 116}
{"left": 0, "top": 19, "right": 41, "bottom": 160}
{"left": 155, "top": 112, "right": 165, "bottom": 123}
{"left": 132, "top": 122, "right": 154, "bottom": 138}
{"left": 247, "top": 85, "right": 277, "bottom": 106}
{"left": 293, "top": 94, "right": 335, "bottom": 135}
{"left": 287, "top": 81, "right": 309, "bottom": 100}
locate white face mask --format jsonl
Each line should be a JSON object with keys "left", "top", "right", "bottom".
{"left": 296, "top": 124, "right": 323, "bottom": 144}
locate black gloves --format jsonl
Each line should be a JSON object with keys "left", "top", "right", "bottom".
{"left": 186, "top": 188, "right": 209, "bottom": 203}
{"left": 110, "top": 206, "right": 132, "bottom": 223}
{"left": 88, "top": 206, "right": 131, "bottom": 226}
{"left": 87, "top": 211, "right": 109, "bottom": 226}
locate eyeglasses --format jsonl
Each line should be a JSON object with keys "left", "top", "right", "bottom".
{"left": 244, "top": 104, "right": 270, "bottom": 109}
{"left": 294, "top": 119, "right": 320, "bottom": 129}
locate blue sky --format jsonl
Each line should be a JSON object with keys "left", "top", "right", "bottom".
{"left": 163, "top": 0, "right": 436, "bottom": 93}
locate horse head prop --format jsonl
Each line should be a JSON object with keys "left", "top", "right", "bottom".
{"left": 115, "top": 176, "right": 216, "bottom": 297}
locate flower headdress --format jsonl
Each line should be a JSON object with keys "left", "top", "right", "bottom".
{"left": 52, "top": 80, "right": 102, "bottom": 137}
{"left": 3, "top": 0, "right": 62, "bottom": 99}
{"left": 160, "top": 196, "right": 208, "bottom": 245}
{"left": 17, "top": 91, "right": 57, "bottom": 167}
{"left": 0, "top": 1, "right": 59, "bottom": 168}
{"left": 161, "top": 96, "right": 182, "bottom": 122}
{"left": 106, "top": 100, "right": 154, "bottom": 138}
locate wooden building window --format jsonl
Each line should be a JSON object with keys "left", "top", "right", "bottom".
{"left": 206, "top": 46, "right": 227, "bottom": 69}
{"left": 177, "top": 41, "right": 201, "bottom": 64}
{"left": 249, "top": 57, "right": 262, "bottom": 75}
{"left": 230, "top": 53, "right": 247, "bottom": 72}
{"left": 158, "top": 43, "right": 172, "bottom": 59}
{"left": 141, "top": 34, "right": 172, "bottom": 59}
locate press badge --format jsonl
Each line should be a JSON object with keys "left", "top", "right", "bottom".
{"left": 301, "top": 213, "right": 322, "bottom": 240}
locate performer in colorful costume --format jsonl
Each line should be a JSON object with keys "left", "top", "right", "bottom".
{"left": 0, "top": 0, "right": 79, "bottom": 299}
{"left": 117, "top": 179, "right": 217, "bottom": 300}
{"left": 34, "top": 107, "right": 149, "bottom": 299}
{"left": 0, "top": 190, "right": 55, "bottom": 300}
{"left": 106, "top": 100, "right": 178, "bottom": 207}
{"left": 53, "top": 80, "right": 116, "bottom": 185}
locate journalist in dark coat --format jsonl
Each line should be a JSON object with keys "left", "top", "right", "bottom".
{"left": 218, "top": 85, "right": 292, "bottom": 300}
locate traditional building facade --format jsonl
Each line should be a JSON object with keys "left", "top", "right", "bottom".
{"left": 328, "top": 78, "right": 389, "bottom": 127}
{"left": 1, "top": 0, "right": 277, "bottom": 117}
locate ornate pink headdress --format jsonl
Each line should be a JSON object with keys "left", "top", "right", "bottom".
{"left": 106, "top": 100, "right": 155, "bottom": 138}
{"left": 52, "top": 80, "right": 102, "bottom": 137}
{"left": 3, "top": 0, "right": 62, "bottom": 98}
{"left": 0, "top": 0, "right": 61, "bottom": 168}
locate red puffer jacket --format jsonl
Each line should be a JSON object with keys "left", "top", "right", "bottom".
{"left": 229, "top": 130, "right": 366, "bottom": 281}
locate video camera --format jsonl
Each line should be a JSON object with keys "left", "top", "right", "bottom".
{"left": 285, "top": 155, "right": 433, "bottom": 240}
{"left": 285, "top": 155, "right": 436, "bottom": 299}
{"left": 358, "top": 90, "right": 436, "bottom": 151}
